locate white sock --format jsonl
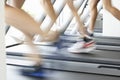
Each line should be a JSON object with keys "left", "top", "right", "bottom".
{"left": 87, "top": 28, "right": 93, "bottom": 34}
{"left": 84, "top": 34, "right": 92, "bottom": 39}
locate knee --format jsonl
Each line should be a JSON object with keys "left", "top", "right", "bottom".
{"left": 104, "top": 4, "right": 113, "bottom": 12}
{"left": 103, "top": 0, "right": 113, "bottom": 12}
{"left": 5, "top": 4, "right": 12, "bottom": 10}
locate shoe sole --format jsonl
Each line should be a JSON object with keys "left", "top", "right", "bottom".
{"left": 33, "top": 41, "right": 56, "bottom": 46}
{"left": 68, "top": 46, "right": 96, "bottom": 53}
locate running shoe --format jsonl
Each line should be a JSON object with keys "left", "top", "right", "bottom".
{"left": 20, "top": 65, "right": 46, "bottom": 78}
{"left": 68, "top": 40, "right": 96, "bottom": 53}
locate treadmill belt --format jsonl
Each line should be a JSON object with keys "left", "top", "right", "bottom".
{"left": 6, "top": 44, "right": 120, "bottom": 66}
{"left": 7, "top": 65, "right": 120, "bottom": 80}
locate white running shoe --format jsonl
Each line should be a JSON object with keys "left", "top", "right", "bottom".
{"left": 68, "top": 40, "right": 96, "bottom": 53}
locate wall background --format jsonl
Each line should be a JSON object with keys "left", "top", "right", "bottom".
{"left": 0, "top": 0, "right": 6, "bottom": 80}
{"left": 103, "top": 0, "right": 120, "bottom": 37}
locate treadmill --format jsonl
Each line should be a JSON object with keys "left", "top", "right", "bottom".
{"left": 6, "top": 0, "right": 120, "bottom": 77}
{"left": 6, "top": 38, "right": 120, "bottom": 77}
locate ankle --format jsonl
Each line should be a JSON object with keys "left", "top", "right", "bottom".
{"left": 87, "top": 28, "right": 93, "bottom": 34}
{"left": 83, "top": 36, "right": 93, "bottom": 42}
{"left": 87, "top": 28, "right": 94, "bottom": 37}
